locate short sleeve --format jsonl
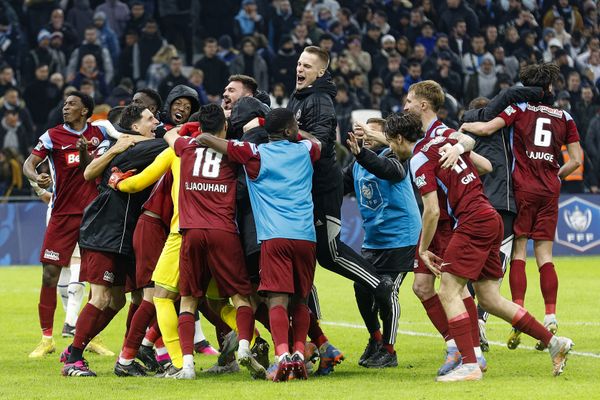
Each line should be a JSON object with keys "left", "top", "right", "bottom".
{"left": 410, "top": 151, "right": 437, "bottom": 196}
{"left": 227, "top": 140, "right": 261, "bottom": 179}
{"left": 563, "top": 111, "right": 580, "bottom": 144}
{"left": 94, "top": 139, "right": 111, "bottom": 157}
{"left": 174, "top": 136, "right": 195, "bottom": 157}
{"left": 498, "top": 103, "right": 522, "bottom": 127}
{"left": 300, "top": 139, "right": 321, "bottom": 163}
{"left": 31, "top": 131, "right": 52, "bottom": 159}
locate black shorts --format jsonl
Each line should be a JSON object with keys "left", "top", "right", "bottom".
{"left": 361, "top": 246, "right": 417, "bottom": 275}
{"left": 499, "top": 210, "right": 515, "bottom": 241}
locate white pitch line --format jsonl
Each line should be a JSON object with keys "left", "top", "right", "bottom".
{"left": 321, "top": 320, "right": 600, "bottom": 359}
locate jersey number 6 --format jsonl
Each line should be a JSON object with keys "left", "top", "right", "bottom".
{"left": 192, "top": 148, "right": 223, "bottom": 178}
{"left": 534, "top": 117, "right": 552, "bottom": 147}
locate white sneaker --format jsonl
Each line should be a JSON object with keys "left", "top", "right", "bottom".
{"left": 436, "top": 363, "right": 483, "bottom": 382}
{"left": 548, "top": 336, "right": 573, "bottom": 376}
{"left": 536, "top": 316, "right": 558, "bottom": 351}
{"left": 163, "top": 365, "right": 196, "bottom": 380}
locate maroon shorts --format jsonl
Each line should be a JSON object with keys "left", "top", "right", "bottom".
{"left": 133, "top": 213, "right": 168, "bottom": 288}
{"left": 179, "top": 229, "right": 252, "bottom": 298}
{"left": 258, "top": 238, "right": 316, "bottom": 298}
{"left": 514, "top": 191, "right": 558, "bottom": 241}
{"left": 442, "top": 211, "right": 504, "bottom": 281}
{"left": 40, "top": 213, "right": 82, "bottom": 266}
{"left": 414, "top": 219, "right": 453, "bottom": 275}
{"left": 80, "top": 249, "right": 135, "bottom": 287}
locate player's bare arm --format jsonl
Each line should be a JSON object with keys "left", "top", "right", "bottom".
{"left": 459, "top": 117, "right": 506, "bottom": 137}
{"left": 353, "top": 121, "right": 388, "bottom": 147}
{"left": 419, "top": 191, "right": 443, "bottom": 277}
{"left": 196, "top": 132, "right": 230, "bottom": 154}
{"left": 558, "top": 141, "right": 583, "bottom": 179}
{"left": 83, "top": 135, "right": 138, "bottom": 181}
{"left": 23, "top": 154, "right": 51, "bottom": 189}
{"left": 439, "top": 132, "right": 476, "bottom": 169}
{"left": 468, "top": 151, "right": 493, "bottom": 175}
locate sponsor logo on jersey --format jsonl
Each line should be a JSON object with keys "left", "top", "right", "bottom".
{"left": 413, "top": 259, "right": 419, "bottom": 269}
{"left": 65, "top": 151, "right": 80, "bottom": 166}
{"left": 43, "top": 249, "right": 60, "bottom": 261}
{"left": 358, "top": 178, "right": 383, "bottom": 211}
{"left": 90, "top": 137, "right": 100, "bottom": 146}
{"left": 295, "top": 109, "right": 302, "bottom": 121}
{"left": 526, "top": 104, "right": 563, "bottom": 118}
{"left": 526, "top": 150, "right": 554, "bottom": 162}
{"left": 421, "top": 135, "right": 446, "bottom": 153}
{"left": 103, "top": 271, "right": 115, "bottom": 283}
{"left": 414, "top": 174, "right": 427, "bottom": 188}
{"left": 460, "top": 172, "right": 476, "bottom": 185}
{"left": 504, "top": 105, "right": 516, "bottom": 116}
{"left": 555, "top": 197, "right": 600, "bottom": 252}
{"left": 61, "top": 144, "right": 72, "bottom": 150}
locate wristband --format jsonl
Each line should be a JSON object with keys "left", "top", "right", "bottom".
{"left": 456, "top": 143, "right": 465, "bottom": 155}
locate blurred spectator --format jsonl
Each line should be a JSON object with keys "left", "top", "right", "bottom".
{"left": 200, "top": 0, "right": 238, "bottom": 42}
{"left": 337, "top": 8, "right": 360, "bottom": 37}
{"left": 45, "top": 8, "right": 78, "bottom": 57}
{"left": 396, "top": 36, "right": 413, "bottom": 59}
{"left": 464, "top": 54, "right": 497, "bottom": 104}
{"left": 188, "top": 69, "right": 209, "bottom": 106}
{"left": 105, "top": 77, "right": 133, "bottom": 107}
{"left": 348, "top": 71, "right": 371, "bottom": 108}
{"left": 271, "top": 35, "right": 297, "bottom": 96}
{"left": 305, "top": 0, "right": 341, "bottom": 22}
{"left": 552, "top": 17, "right": 572, "bottom": 46}
{"left": 234, "top": 0, "right": 265, "bottom": 43}
{"left": 71, "top": 54, "right": 109, "bottom": 99}
{"left": 93, "top": 11, "right": 120, "bottom": 68}
{"left": 95, "top": 0, "right": 130, "bottom": 39}
{"left": 543, "top": 0, "right": 584, "bottom": 34}
{"left": 0, "top": 87, "right": 34, "bottom": 134}
{"left": 581, "top": 48, "right": 600, "bottom": 84}
{"left": 362, "top": 24, "right": 382, "bottom": 58}
{"left": 334, "top": 83, "right": 359, "bottom": 145}
{"left": 462, "top": 34, "right": 493, "bottom": 75}
{"left": 556, "top": 90, "right": 572, "bottom": 111}
{"left": 416, "top": 21, "right": 438, "bottom": 55}
{"left": 230, "top": 37, "right": 269, "bottom": 92}
{"left": 424, "top": 51, "right": 462, "bottom": 100}
{"left": 301, "top": 10, "right": 325, "bottom": 44}
{"left": 291, "top": 23, "right": 313, "bottom": 54}
{"left": 586, "top": 111, "right": 600, "bottom": 191}
{"left": 157, "top": 56, "right": 190, "bottom": 102}
{"left": 46, "top": 85, "right": 77, "bottom": 128}
{"left": 573, "top": 85, "right": 600, "bottom": 142}
{"left": 345, "top": 35, "right": 371, "bottom": 79}
{"left": 369, "top": 78, "right": 385, "bottom": 110}
{"left": 405, "top": 8, "right": 426, "bottom": 44}
{"left": 138, "top": 20, "right": 168, "bottom": 84}
{"left": 371, "top": 34, "right": 396, "bottom": 80}
{"left": 24, "top": 0, "right": 57, "bottom": 48}
{"left": 194, "top": 38, "right": 230, "bottom": 103}
{"left": 439, "top": 0, "right": 480, "bottom": 38}
{"left": 217, "top": 35, "right": 238, "bottom": 66}
{"left": 503, "top": 26, "right": 521, "bottom": 56}
{"left": 448, "top": 18, "right": 470, "bottom": 58}
{"left": 268, "top": 0, "right": 296, "bottom": 49}
{"left": 126, "top": 1, "right": 149, "bottom": 35}
{"left": 484, "top": 25, "right": 500, "bottom": 52}
{"left": 493, "top": 46, "right": 519, "bottom": 81}
{"left": 0, "top": 8, "right": 21, "bottom": 70}
{"left": 403, "top": 61, "right": 423, "bottom": 92}
{"left": 118, "top": 29, "right": 140, "bottom": 83}
{"left": 269, "top": 82, "right": 289, "bottom": 109}
{"left": 66, "top": 0, "right": 94, "bottom": 42}
{"left": 0, "top": 65, "right": 16, "bottom": 97}
{"left": 49, "top": 72, "right": 64, "bottom": 92}
{"left": 23, "top": 30, "right": 61, "bottom": 85}
{"left": 0, "top": 147, "right": 25, "bottom": 197}
{"left": 513, "top": 30, "right": 543, "bottom": 62}
{"left": 380, "top": 51, "right": 405, "bottom": 87}
{"left": 66, "top": 26, "right": 114, "bottom": 84}
{"left": 157, "top": 0, "right": 193, "bottom": 65}
{"left": 79, "top": 78, "right": 102, "bottom": 104}
{"left": 49, "top": 32, "right": 67, "bottom": 75}
{"left": 23, "top": 64, "right": 60, "bottom": 134}
{"left": 380, "top": 72, "right": 405, "bottom": 117}
{"left": 567, "top": 71, "right": 582, "bottom": 102}
{"left": 0, "top": 109, "right": 32, "bottom": 160}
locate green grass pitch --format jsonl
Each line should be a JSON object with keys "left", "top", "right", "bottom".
{"left": 0, "top": 257, "right": 598, "bottom": 399}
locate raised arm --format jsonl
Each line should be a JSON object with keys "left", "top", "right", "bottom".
{"left": 438, "top": 131, "right": 477, "bottom": 169}
{"left": 83, "top": 135, "right": 138, "bottom": 181}
{"left": 113, "top": 147, "right": 174, "bottom": 193}
{"left": 196, "top": 133, "right": 230, "bottom": 155}
{"left": 459, "top": 117, "right": 506, "bottom": 137}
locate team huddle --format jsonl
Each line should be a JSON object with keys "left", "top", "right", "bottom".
{"left": 24, "top": 46, "right": 579, "bottom": 382}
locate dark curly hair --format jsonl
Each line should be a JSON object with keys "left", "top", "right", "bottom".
{"left": 197, "top": 103, "right": 226, "bottom": 134}
{"left": 385, "top": 112, "right": 423, "bottom": 142}
{"left": 519, "top": 62, "right": 561, "bottom": 91}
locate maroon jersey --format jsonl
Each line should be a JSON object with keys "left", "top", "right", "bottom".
{"left": 499, "top": 102, "right": 580, "bottom": 197}
{"left": 174, "top": 136, "right": 238, "bottom": 232}
{"left": 31, "top": 123, "right": 106, "bottom": 216}
{"left": 142, "top": 171, "right": 174, "bottom": 228}
{"left": 411, "top": 135, "right": 495, "bottom": 225}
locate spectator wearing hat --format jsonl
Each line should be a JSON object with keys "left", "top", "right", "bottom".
{"left": 464, "top": 53, "right": 497, "bottom": 105}
{"left": 66, "top": 26, "right": 113, "bottom": 84}
{"left": 194, "top": 38, "right": 230, "bottom": 103}
{"left": 217, "top": 35, "right": 238, "bottom": 66}
{"left": 93, "top": 11, "right": 120, "bottom": 68}
{"left": 424, "top": 51, "right": 462, "bottom": 101}
{"left": 23, "top": 30, "right": 62, "bottom": 85}
{"left": 269, "top": 0, "right": 296, "bottom": 49}
{"left": 234, "top": 0, "right": 265, "bottom": 43}
{"left": 230, "top": 37, "right": 269, "bottom": 92}
{"left": 45, "top": 8, "right": 79, "bottom": 58}
{"left": 371, "top": 34, "right": 397, "bottom": 81}
{"left": 271, "top": 35, "right": 297, "bottom": 96}
{"left": 95, "top": 0, "right": 130, "bottom": 38}
{"left": 439, "top": 0, "right": 480, "bottom": 38}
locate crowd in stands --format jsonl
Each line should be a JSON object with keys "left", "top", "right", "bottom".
{"left": 0, "top": 0, "right": 599, "bottom": 196}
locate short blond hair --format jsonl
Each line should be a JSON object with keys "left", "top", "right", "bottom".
{"left": 408, "top": 80, "right": 445, "bottom": 112}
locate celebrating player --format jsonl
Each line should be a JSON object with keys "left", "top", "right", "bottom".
{"left": 460, "top": 63, "right": 583, "bottom": 351}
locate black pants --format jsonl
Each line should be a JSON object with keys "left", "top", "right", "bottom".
{"left": 354, "top": 247, "right": 414, "bottom": 345}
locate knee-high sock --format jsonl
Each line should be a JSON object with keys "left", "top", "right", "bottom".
{"left": 194, "top": 313, "right": 206, "bottom": 344}
{"left": 39, "top": 286, "right": 58, "bottom": 337}
{"left": 254, "top": 302, "right": 271, "bottom": 331}
{"left": 354, "top": 282, "right": 380, "bottom": 336}
{"left": 421, "top": 294, "right": 450, "bottom": 341}
{"left": 236, "top": 306, "right": 255, "bottom": 342}
{"left": 539, "top": 262, "right": 558, "bottom": 315}
{"left": 57, "top": 268, "right": 71, "bottom": 313}
{"left": 509, "top": 259, "right": 527, "bottom": 306}
{"left": 154, "top": 296, "right": 183, "bottom": 369}
{"left": 447, "top": 313, "right": 476, "bottom": 364}
{"left": 307, "top": 311, "right": 328, "bottom": 347}
{"left": 463, "top": 296, "right": 480, "bottom": 349}
{"left": 178, "top": 312, "right": 195, "bottom": 357}
{"left": 143, "top": 319, "right": 160, "bottom": 346}
{"left": 269, "top": 305, "right": 290, "bottom": 356}
{"left": 124, "top": 302, "right": 139, "bottom": 338}
{"left": 69, "top": 303, "right": 103, "bottom": 362}
{"left": 122, "top": 300, "right": 156, "bottom": 360}
{"left": 291, "top": 304, "right": 310, "bottom": 355}
{"left": 512, "top": 307, "right": 553, "bottom": 345}
{"left": 65, "top": 282, "right": 84, "bottom": 327}
{"left": 90, "top": 307, "right": 118, "bottom": 340}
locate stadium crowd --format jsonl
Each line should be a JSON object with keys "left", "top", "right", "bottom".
{"left": 0, "top": 0, "right": 599, "bottom": 196}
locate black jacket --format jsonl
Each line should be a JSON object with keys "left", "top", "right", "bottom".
{"left": 287, "top": 72, "right": 341, "bottom": 194}
{"left": 463, "top": 86, "right": 543, "bottom": 213}
{"left": 79, "top": 137, "right": 168, "bottom": 256}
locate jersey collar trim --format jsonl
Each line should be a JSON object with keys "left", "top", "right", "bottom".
{"left": 62, "top": 124, "right": 87, "bottom": 135}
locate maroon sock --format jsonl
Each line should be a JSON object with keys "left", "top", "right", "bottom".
{"left": 307, "top": 311, "right": 328, "bottom": 347}
{"left": 124, "top": 302, "right": 140, "bottom": 338}
{"left": 463, "top": 296, "right": 480, "bottom": 348}
{"left": 512, "top": 307, "right": 553, "bottom": 345}
{"left": 290, "top": 304, "right": 310, "bottom": 354}
{"left": 447, "top": 312, "right": 476, "bottom": 364}
{"left": 72, "top": 303, "right": 103, "bottom": 351}
{"left": 254, "top": 302, "right": 271, "bottom": 331}
{"left": 144, "top": 320, "right": 160, "bottom": 344}
{"left": 509, "top": 259, "right": 527, "bottom": 306}
{"left": 539, "top": 262, "right": 558, "bottom": 315}
{"left": 198, "top": 301, "right": 232, "bottom": 336}
{"left": 269, "top": 305, "right": 290, "bottom": 356}
{"left": 90, "top": 307, "right": 118, "bottom": 340}
{"left": 383, "top": 343, "right": 395, "bottom": 354}
{"left": 371, "top": 329, "right": 383, "bottom": 343}
{"left": 124, "top": 300, "right": 156, "bottom": 353}
{"left": 236, "top": 306, "right": 255, "bottom": 342}
{"left": 421, "top": 294, "right": 450, "bottom": 340}
{"left": 178, "top": 312, "right": 195, "bottom": 356}
{"left": 39, "top": 286, "right": 57, "bottom": 336}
